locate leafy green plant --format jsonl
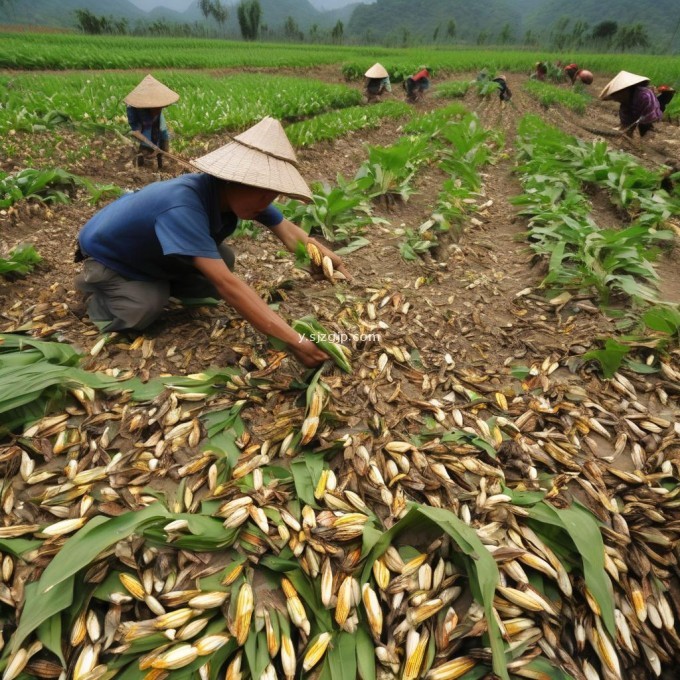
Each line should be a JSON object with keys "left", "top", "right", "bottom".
{"left": 399, "top": 227, "right": 437, "bottom": 260}
{"left": 0, "top": 168, "right": 78, "bottom": 208}
{"left": 355, "top": 136, "right": 430, "bottom": 202}
{"left": 285, "top": 101, "right": 410, "bottom": 147}
{"left": 0, "top": 167, "right": 122, "bottom": 208}
{"left": 523, "top": 79, "right": 590, "bottom": 114}
{"left": 402, "top": 103, "right": 468, "bottom": 135}
{"left": 0, "top": 244, "right": 42, "bottom": 278}
{"left": 281, "top": 175, "right": 385, "bottom": 243}
{"left": 232, "top": 220, "right": 262, "bottom": 239}
{"left": 514, "top": 115, "right": 676, "bottom": 305}
{"left": 434, "top": 80, "right": 470, "bottom": 99}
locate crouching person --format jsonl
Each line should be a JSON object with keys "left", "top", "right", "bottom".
{"left": 600, "top": 71, "right": 662, "bottom": 138}
{"left": 364, "top": 63, "right": 391, "bottom": 103}
{"left": 125, "top": 74, "right": 179, "bottom": 170}
{"left": 74, "top": 117, "right": 350, "bottom": 369}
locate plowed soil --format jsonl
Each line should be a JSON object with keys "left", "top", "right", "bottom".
{"left": 1, "top": 70, "right": 677, "bottom": 380}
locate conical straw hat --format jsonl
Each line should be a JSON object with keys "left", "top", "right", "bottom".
{"left": 365, "top": 63, "right": 388, "bottom": 79}
{"left": 190, "top": 117, "right": 312, "bottom": 202}
{"left": 125, "top": 75, "right": 180, "bottom": 108}
{"left": 599, "top": 71, "right": 649, "bottom": 100}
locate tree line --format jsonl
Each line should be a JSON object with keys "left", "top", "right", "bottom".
{"left": 73, "top": 2, "right": 345, "bottom": 44}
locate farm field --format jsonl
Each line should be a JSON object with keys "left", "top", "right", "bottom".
{"left": 1, "top": 33, "right": 680, "bottom": 680}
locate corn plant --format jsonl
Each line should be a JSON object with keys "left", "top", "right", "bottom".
{"left": 513, "top": 115, "right": 675, "bottom": 305}
{"left": 436, "top": 114, "right": 502, "bottom": 191}
{"left": 434, "top": 80, "right": 470, "bottom": 99}
{"left": 4, "top": 34, "right": 680, "bottom": 88}
{"left": 281, "top": 175, "right": 386, "bottom": 243}
{"left": 0, "top": 167, "right": 123, "bottom": 208}
{"left": 0, "top": 72, "right": 362, "bottom": 140}
{"left": 0, "top": 168, "right": 78, "bottom": 208}
{"left": 398, "top": 226, "right": 438, "bottom": 260}
{"left": 354, "top": 136, "right": 430, "bottom": 203}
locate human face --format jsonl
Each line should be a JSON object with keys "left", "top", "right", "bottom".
{"left": 221, "top": 183, "right": 279, "bottom": 219}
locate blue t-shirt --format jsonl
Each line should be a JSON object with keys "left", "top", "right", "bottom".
{"left": 78, "top": 174, "right": 283, "bottom": 281}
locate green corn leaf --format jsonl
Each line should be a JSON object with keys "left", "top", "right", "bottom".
{"left": 37, "top": 615, "right": 65, "bottom": 665}
{"left": 11, "top": 504, "right": 170, "bottom": 651}
{"left": 527, "top": 502, "right": 616, "bottom": 637}
{"left": 355, "top": 626, "right": 376, "bottom": 680}
{"left": 328, "top": 631, "right": 357, "bottom": 680}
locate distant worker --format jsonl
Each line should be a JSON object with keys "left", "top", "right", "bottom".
{"left": 492, "top": 75, "right": 512, "bottom": 103}
{"left": 599, "top": 71, "right": 662, "bottom": 137}
{"left": 656, "top": 85, "right": 676, "bottom": 113}
{"left": 564, "top": 63, "right": 593, "bottom": 86}
{"left": 534, "top": 61, "right": 548, "bottom": 81}
{"left": 364, "top": 63, "right": 391, "bottom": 103}
{"left": 404, "top": 67, "right": 430, "bottom": 103}
{"left": 125, "top": 74, "right": 179, "bottom": 170}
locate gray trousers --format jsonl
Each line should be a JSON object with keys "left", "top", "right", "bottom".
{"left": 75, "top": 244, "right": 235, "bottom": 332}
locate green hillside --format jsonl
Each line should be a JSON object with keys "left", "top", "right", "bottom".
{"left": 346, "top": 0, "right": 523, "bottom": 44}
{"left": 525, "top": 0, "right": 680, "bottom": 47}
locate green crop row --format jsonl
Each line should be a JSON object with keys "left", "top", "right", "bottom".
{"left": 0, "top": 72, "right": 362, "bottom": 144}
{"left": 285, "top": 100, "right": 411, "bottom": 147}
{"left": 2, "top": 33, "right": 680, "bottom": 86}
{"left": 523, "top": 80, "right": 591, "bottom": 114}
{"left": 434, "top": 80, "right": 471, "bottom": 99}
{"left": 513, "top": 115, "right": 677, "bottom": 305}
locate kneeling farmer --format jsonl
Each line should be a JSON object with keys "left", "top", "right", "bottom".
{"left": 75, "top": 117, "right": 349, "bottom": 368}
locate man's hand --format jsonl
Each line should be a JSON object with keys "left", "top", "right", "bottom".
{"left": 193, "top": 257, "right": 330, "bottom": 370}
{"left": 270, "top": 219, "right": 354, "bottom": 282}
{"left": 307, "top": 237, "right": 353, "bottom": 282}
{"left": 288, "top": 337, "right": 329, "bottom": 368}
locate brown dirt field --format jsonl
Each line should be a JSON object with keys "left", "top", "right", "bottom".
{"left": 1, "top": 66, "right": 679, "bottom": 680}
{"left": 1, "top": 70, "right": 676, "bottom": 377}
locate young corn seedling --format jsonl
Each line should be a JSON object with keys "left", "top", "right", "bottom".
{"left": 434, "top": 80, "right": 470, "bottom": 99}
{"left": 281, "top": 175, "right": 385, "bottom": 243}
{"left": 354, "top": 136, "right": 430, "bottom": 204}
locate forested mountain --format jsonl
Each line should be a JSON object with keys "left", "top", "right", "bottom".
{"left": 346, "top": 0, "right": 679, "bottom": 47}
{"left": 347, "top": 0, "right": 523, "bottom": 44}
{"left": 0, "top": 0, "right": 149, "bottom": 28}
{"left": 524, "top": 0, "right": 680, "bottom": 47}
{"left": 0, "top": 0, "right": 676, "bottom": 49}
{"left": 129, "top": 0, "right": 194, "bottom": 11}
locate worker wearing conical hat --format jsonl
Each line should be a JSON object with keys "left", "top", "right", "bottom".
{"left": 125, "top": 74, "right": 179, "bottom": 170}
{"left": 75, "top": 117, "right": 350, "bottom": 369}
{"left": 599, "top": 71, "right": 662, "bottom": 137}
{"left": 364, "top": 63, "right": 391, "bottom": 102}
